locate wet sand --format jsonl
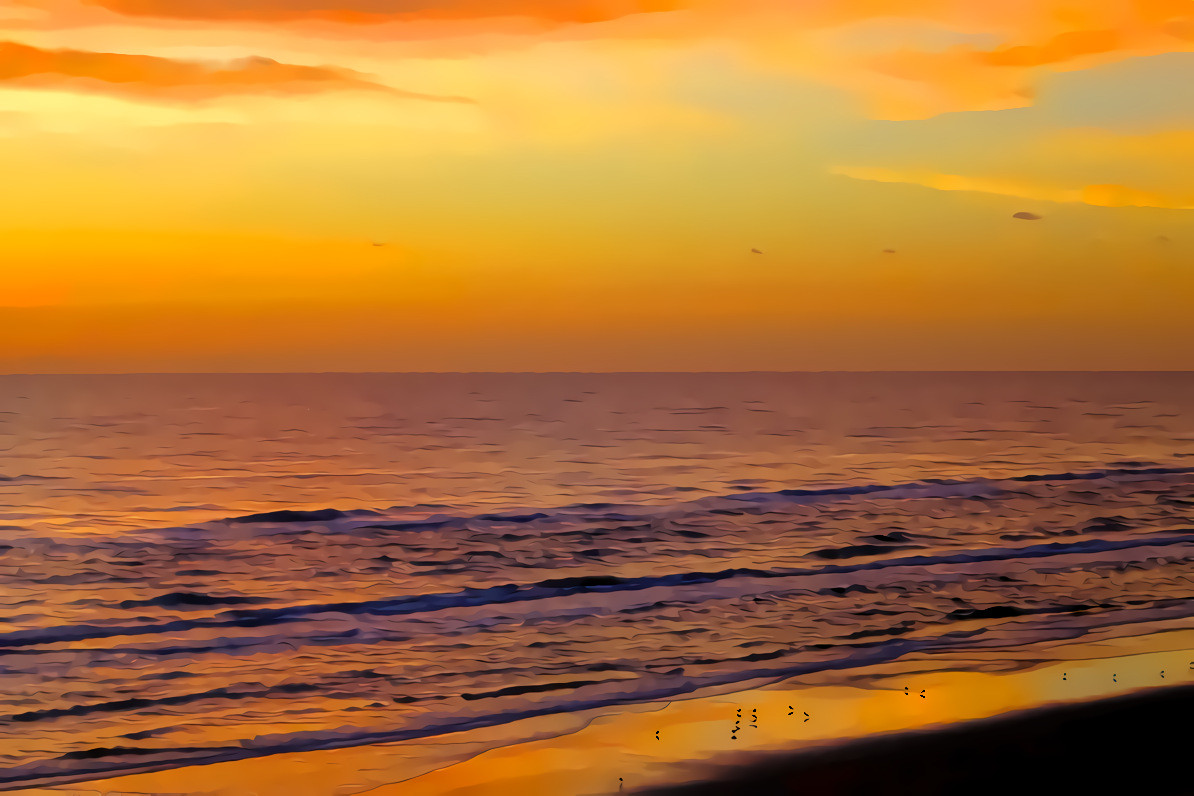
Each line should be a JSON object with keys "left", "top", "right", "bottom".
{"left": 20, "top": 623, "right": 1193, "bottom": 796}
{"left": 647, "top": 681, "right": 1194, "bottom": 796}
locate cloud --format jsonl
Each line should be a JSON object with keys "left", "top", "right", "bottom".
{"left": 701, "top": 0, "right": 1194, "bottom": 119}
{"left": 14, "top": 1, "right": 1192, "bottom": 123}
{"left": 80, "top": 0, "right": 682, "bottom": 24}
{"left": 0, "top": 40, "right": 473, "bottom": 102}
{"left": 8, "top": 0, "right": 1194, "bottom": 135}
{"left": 830, "top": 165, "right": 1194, "bottom": 210}
{"left": 834, "top": 34, "right": 1192, "bottom": 119}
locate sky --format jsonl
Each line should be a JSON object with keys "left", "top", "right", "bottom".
{"left": 2, "top": 0, "right": 1192, "bottom": 372}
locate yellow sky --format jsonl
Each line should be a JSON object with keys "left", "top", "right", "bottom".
{"left": 2, "top": 0, "right": 1193, "bottom": 371}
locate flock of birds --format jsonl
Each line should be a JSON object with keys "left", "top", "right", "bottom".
{"left": 1060, "top": 668, "right": 1189, "bottom": 687}
{"left": 750, "top": 210, "right": 1046, "bottom": 257}
{"left": 618, "top": 662, "right": 1194, "bottom": 791}
{"left": 371, "top": 211, "right": 1174, "bottom": 259}
{"left": 724, "top": 704, "right": 813, "bottom": 742}
{"left": 369, "top": 211, "right": 1176, "bottom": 258}
{"left": 746, "top": 210, "right": 1043, "bottom": 256}
{"left": 754, "top": 246, "right": 895, "bottom": 255}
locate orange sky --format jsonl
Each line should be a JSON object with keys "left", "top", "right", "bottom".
{"left": 2, "top": 0, "right": 1193, "bottom": 371}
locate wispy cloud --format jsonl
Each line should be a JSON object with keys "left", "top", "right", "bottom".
{"left": 0, "top": 40, "right": 474, "bottom": 102}
{"left": 10, "top": 0, "right": 1190, "bottom": 121}
{"left": 830, "top": 165, "right": 1194, "bottom": 210}
{"left": 81, "top": 0, "right": 681, "bottom": 24}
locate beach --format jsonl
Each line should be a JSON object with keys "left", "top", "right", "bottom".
{"left": 2, "top": 372, "right": 1192, "bottom": 794}
{"left": 12, "top": 623, "right": 1192, "bottom": 795}
{"left": 649, "top": 681, "right": 1194, "bottom": 796}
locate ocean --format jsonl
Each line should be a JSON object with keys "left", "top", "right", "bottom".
{"left": 1, "top": 372, "right": 1192, "bottom": 790}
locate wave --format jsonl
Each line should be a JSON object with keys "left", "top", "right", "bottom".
{"left": 3, "top": 599, "right": 1192, "bottom": 792}
{"left": 192, "top": 464, "right": 1194, "bottom": 538}
{"left": 2, "top": 463, "right": 1191, "bottom": 791}
{"left": 3, "top": 531, "right": 1191, "bottom": 652}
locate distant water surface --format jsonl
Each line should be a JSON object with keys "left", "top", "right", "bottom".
{"left": 3, "top": 372, "right": 1191, "bottom": 535}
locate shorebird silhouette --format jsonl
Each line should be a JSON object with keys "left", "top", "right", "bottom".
{"left": 1161, "top": 671, "right": 1166, "bottom": 678}
{"left": 619, "top": 777, "right": 624, "bottom": 791}
{"left": 1062, "top": 672, "right": 1067, "bottom": 681}
{"left": 920, "top": 690, "right": 926, "bottom": 699}
{"left": 655, "top": 730, "right": 660, "bottom": 740}
{"left": 1113, "top": 673, "right": 1118, "bottom": 683}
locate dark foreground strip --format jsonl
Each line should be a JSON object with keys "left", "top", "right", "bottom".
{"left": 645, "top": 683, "right": 1194, "bottom": 796}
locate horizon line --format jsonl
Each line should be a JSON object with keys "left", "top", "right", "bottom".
{"left": 3, "top": 370, "right": 1194, "bottom": 377}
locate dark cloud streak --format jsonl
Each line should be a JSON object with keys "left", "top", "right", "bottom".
{"left": 83, "top": 0, "right": 682, "bottom": 25}
{"left": 0, "top": 41, "right": 475, "bottom": 103}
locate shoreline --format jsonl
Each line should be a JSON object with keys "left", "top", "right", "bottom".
{"left": 19, "top": 624, "right": 1194, "bottom": 796}
{"left": 645, "top": 681, "right": 1194, "bottom": 796}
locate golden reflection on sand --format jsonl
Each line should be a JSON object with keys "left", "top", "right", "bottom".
{"left": 36, "top": 626, "right": 1194, "bottom": 796}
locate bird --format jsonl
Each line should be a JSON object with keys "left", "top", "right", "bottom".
{"left": 1062, "top": 672, "right": 1067, "bottom": 681}
{"left": 920, "top": 690, "right": 926, "bottom": 699}
{"left": 904, "top": 686, "right": 909, "bottom": 696}
{"left": 1161, "top": 671, "right": 1166, "bottom": 679}
{"left": 655, "top": 730, "right": 660, "bottom": 740}
{"left": 1113, "top": 673, "right": 1118, "bottom": 683}
{"left": 619, "top": 777, "right": 624, "bottom": 791}
{"left": 751, "top": 248, "right": 763, "bottom": 254}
